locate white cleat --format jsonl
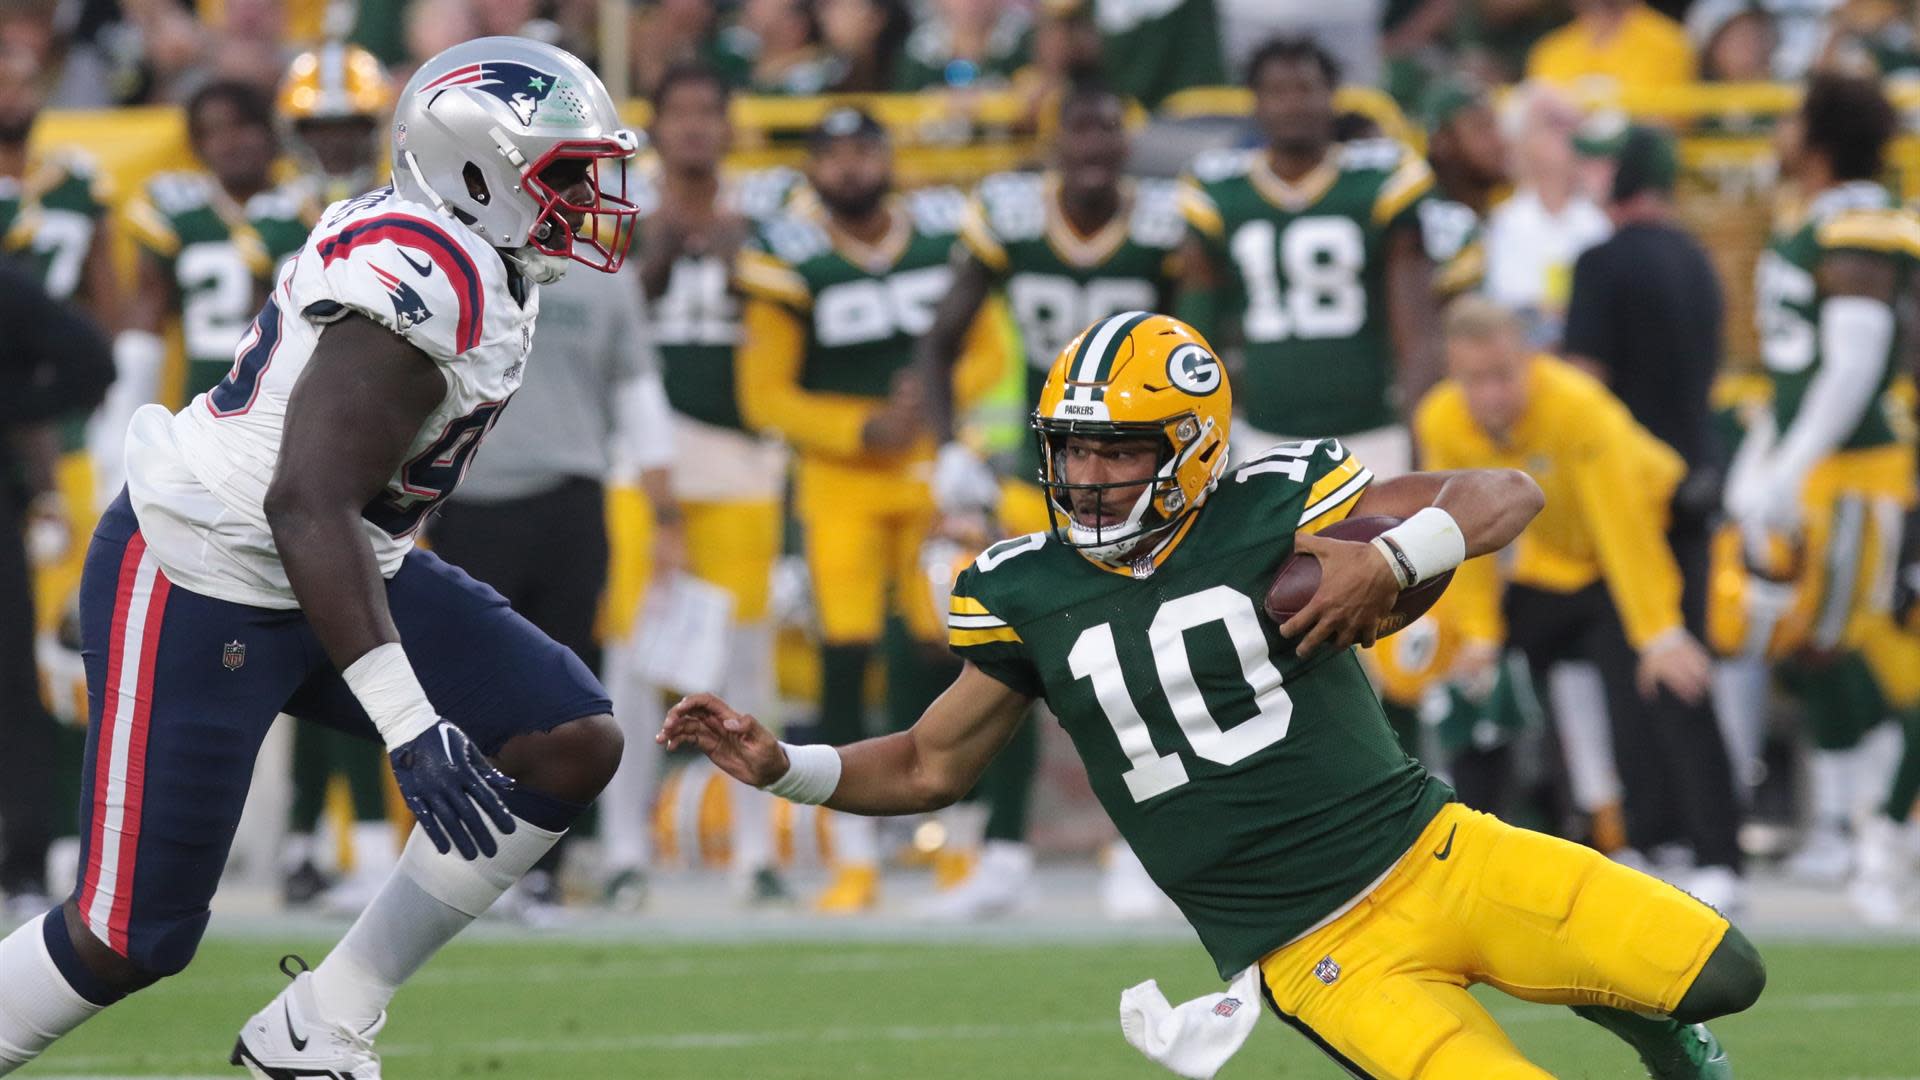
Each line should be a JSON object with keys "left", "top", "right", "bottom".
{"left": 231, "top": 956, "right": 383, "bottom": 1080}
{"left": 1849, "top": 814, "right": 1910, "bottom": 926}
{"left": 1681, "top": 865, "right": 1747, "bottom": 919}
{"left": 1101, "top": 840, "right": 1177, "bottom": 921}
{"left": 914, "top": 841, "right": 1034, "bottom": 921}
{"left": 1783, "top": 825, "right": 1851, "bottom": 884}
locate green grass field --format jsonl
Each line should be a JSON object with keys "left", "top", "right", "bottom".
{"left": 25, "top": 934, "right": 1920, "bottom": 1078}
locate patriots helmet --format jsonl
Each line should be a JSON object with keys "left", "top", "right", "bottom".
{"left": 392, "top": 37, "right": 639, "bottom": 281}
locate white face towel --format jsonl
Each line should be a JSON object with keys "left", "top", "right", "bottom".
{"left": 1118, "top": 965, "right": 1263, "bottom": 1079}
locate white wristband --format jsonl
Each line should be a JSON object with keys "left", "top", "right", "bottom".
{"left": 341, "top": 643, "right": 439, "bottom": 750}
{"left": 763, "top": 742, "right": 843, "bottom": 805}
{"left": 1370, "top": 507, "right": 1466, "bottom": 589}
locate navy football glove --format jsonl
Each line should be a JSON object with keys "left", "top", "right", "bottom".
{"left": 390, "top": 720, "right": 517, "bottom": 859}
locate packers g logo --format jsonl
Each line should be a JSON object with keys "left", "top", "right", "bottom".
{"left": 1166, "top": 343, "right": 1221, "bottom": 396}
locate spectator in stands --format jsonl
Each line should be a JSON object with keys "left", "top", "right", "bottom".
{"left": 1483, "top": 82, "right": 1609, "bottom": 347}
{"left": 1381, "top": 0, "right": 1464, "bottom": 106}
{"left": 204, "top": 0, "right": 292, "bottom": 93}
{"left": 1819, "top": 0, "right": 1920, "bottom": 77}
{"left": 1526, "top": 0, "right": 1696, "bottom": 94}
{"left": 1085, "top": 0, "right": 1223, "bottom": 108}
{"left": 1011, "top": 0, "right": 1103, "bottom": 131}
{"left": 127, "top": 0, "right": 213, "bottom": 104}
{"left": 403, "top": 0, "right": 481, "bottom": 83}
{"left": 893, "top": 0, "right": 1033, "bottom": 91}
{"left": 715, "top": 0, "right": 840, "bottom": 94}
{"left": 1452, "top": 0, "right": 1571, "bottom": 84}
{"left": 1690, "top": 3, "right": 1779, "bottom": 81}
{"left": 822, "top": 0, "right": 912, "bottom": 92}
{"left": 630, "top": 0, "right": 724, "bottom": 97}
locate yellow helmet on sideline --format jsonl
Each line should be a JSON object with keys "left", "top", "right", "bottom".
{"left": 1032, "top": 311, "right": 1231, "bottom": 563}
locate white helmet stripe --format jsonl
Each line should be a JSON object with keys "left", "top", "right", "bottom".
{"left": 1070, "top": 310, "right": 1150, "bottom": 402}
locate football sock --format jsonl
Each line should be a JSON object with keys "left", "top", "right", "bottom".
{"left": 598, "top": 647, "right": 661, "bottom": 870}
{"left": 1882, "top": 709, "right": 1920, "bottom": 822}
{"left": 1709, "top": 655, "right": 1768, "bottom": 796}
{"left": 816, "top": 644, "right": 871, "bottom": 746}
{"left": 0, "top": 915, "right": 109, "bottom": 1075}
{"left": 727, "top": 620, "right": 780, "bottom": 873}
{"left": 311, "top": 810, "right": 568, "bottom": 1030}
{"left": 982, "top": 709, "right": 1037, "bottom": 844}
{"left": 831, "top": 812, "right": 880, "bottom": 867}
{"left": 1569, "top": 1005, "right": 1689, "bottom": 1061}
{"left": 733, "top": 785, "right": 777, "bottom": 873}
{"left": 287, "top": 719, "right": 332, "bottom": 837}
{"left": 1546, "top": 661, "right": 1620, "bottom": 814}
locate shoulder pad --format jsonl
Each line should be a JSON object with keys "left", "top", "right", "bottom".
{"left": 758, "top": 213, "right": 832, "bottom": 267}
{"left": 974, "top": 172, "right": 1047, "bottom": 244}
{"left": 310, "top": 210, "right": 495, "bottom": 358}
{"left": 1188, "top": 147, "right": 1253, "bottom": 186}
{"left": 907, "top": 186, "right": 968, "bottom": 237}
{"left": 733, "top": 166, "right": 804, "bottom": 221}
{"left": 144, "top": 172, "right": 214, "bottom": 217}
{"left": 1340, "top": 138, "right": 1412, "bottom": 175}
{"left": 1229, "top": 438, "right": 1373, "bottom": 534}
{"left": 1130, "top": 178, "right": 1187, "bottom": 251}
{"left": 247, "top": 186, "right": 311, "bottom": 223}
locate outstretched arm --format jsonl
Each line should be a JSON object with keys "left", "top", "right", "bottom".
{"left": 913, "top": 248, "right": 994, "bottom": 443}
{"left": 1282, "top": 467, "right": 1543, "bottom": 655}
{"left": 660, "top": 663, "right": 1032, "bottom": 815}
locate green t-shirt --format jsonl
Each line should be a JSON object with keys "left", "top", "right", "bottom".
{"left": 1182, "top": 140, "right": 1434, "bottom": 438}
{"left": 893, "top": 12, "right": 1032, "bottom": 91}
{"left": 637, "top": 166, "right": 803, "bottom": 431}
{"left": 1418, "top": 189, "right": 1485, "bottom": 298}
{"left": 950, "top": 438, "right": 1453, "bottom": 977}
{"left": 961, "top": 170, "right": 1184, "bottom": 480}
{"left": 1755, "top": 181, "right": 1918, "bottom": 452}
{"left": 0, "top": 151, "right": 112, "bottom": 448}
{"left": 750, "top": 189, "right": 967, "bottom": 399}
{"left": 127, "top": 173, "right": 314, "bottom": 400}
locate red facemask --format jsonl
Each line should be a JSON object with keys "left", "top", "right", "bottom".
{"left": 520, "top": 137, "right": 640, "bottom": 273}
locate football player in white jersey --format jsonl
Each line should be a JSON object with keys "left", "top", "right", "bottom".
{"left": 0, "top": 38, "right": 639, "bottom": 1080}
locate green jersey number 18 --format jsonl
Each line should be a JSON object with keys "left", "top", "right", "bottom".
{"left": 1231, "top": 215, "right": 1366, "bottom": 343}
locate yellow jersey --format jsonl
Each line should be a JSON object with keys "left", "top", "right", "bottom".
{"left": 1415, "top": 355, "right": 1688, "bottom": 650}
{"left": 1525, "top": 6, "right": 1695, "bottom": 94}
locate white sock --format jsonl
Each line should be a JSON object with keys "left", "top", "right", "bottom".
{"left": 1711, "top": 656, "right": 1770, "bottom": 797}
{"left": 0, "top": 916, "right": 106, "bottom": 1075}
{"left": 733, "top": 784, "right": 778, "bottom": 874}
{"left": 348, "top": 821, "right": 400, "bottom": 882}
{"left": 725, "top": 620, "right": 780, "bottom": 874}
{"left": 831, "top": 813, "right": 879, "bottom": 867}
{"left": 1809, "top": 749, "right": 1855, "bottom": 832}
{"left": 1855, "top": 721, "right": 1904, "bottom": 819}
{"left": 1547, "top": 661, "right": 1621, "bottom": 813}
{"left": 311, "top": 818, "right": 563, "bottom": 1028}
{"left": 599, "top": 644, "right": 662, "bottom": 869}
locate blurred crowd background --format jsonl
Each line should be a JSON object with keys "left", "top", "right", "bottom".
{"left": 4, "top": 0, "right": 1920, "bottom": 934}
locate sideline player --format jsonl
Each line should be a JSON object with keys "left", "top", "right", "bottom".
{"left": 668, "top": 313, "right": 1764, "bottom": 1079}
{"left": 0, "top": 38, "right": 637, "bottom": 1079}
{"left": 1178, "top": 36, "right": 1438, "bottom": 473}
{"left": 914, "top": 77, "right": 1185, "bottom": 918}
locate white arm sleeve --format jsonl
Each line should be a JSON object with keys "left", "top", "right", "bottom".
{"left": 612, "top": 367, "right": 676, "bottom": 477}
{"left": 85, "top": 330, "right": 165, "bottom": 504}
{"left": 1772, "top": 295, "right": 1894, "bottom": 481}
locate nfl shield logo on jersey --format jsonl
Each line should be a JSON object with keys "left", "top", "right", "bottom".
{"left": 1312, "top": 956, "right": 1341, "bottom": 985}
{"left": 1212, "top": 997, "right": 1243, "bottom": 1018}
{"left": 222, "top": 640, "right": 246, "bottom": 671}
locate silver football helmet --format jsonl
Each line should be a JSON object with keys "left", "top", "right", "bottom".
{"left": 391, "top": 36, "right": 639, "bottom": 280}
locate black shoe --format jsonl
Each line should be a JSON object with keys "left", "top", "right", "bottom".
{"left": 283, "top": 860, "right": 334, "bottom": 908}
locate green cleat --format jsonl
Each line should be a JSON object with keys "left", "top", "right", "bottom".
{"left": 1642, "top": 1023, "right": 1731, "bottom": 1080}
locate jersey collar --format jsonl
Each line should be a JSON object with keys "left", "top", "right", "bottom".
{"left": 1043, "top": 173, "right": 1133, "bottom": 269}
{"left": 1250, "top": 150, "right": 1338, "bottom": 213}
{"left": 1076, "top": 501, "right": 1203, "bottom": 579}
{"left": 817, "top": 196, "right": 913, "bottom": 273}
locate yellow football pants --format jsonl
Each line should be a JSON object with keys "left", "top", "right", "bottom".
{"left": 31, "top": 452, "right": 99, "bottom": 635}
{"left": 1260, "top": 803, "right": 1728, "bottom": 1080}
{"left": 796, "top": 456, "right": 941, "bottom": 645}
{"left": 683, "top": 499, "right": 782, "bottom": 623}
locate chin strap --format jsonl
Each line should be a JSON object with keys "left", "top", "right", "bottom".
{"left": 505, "top": 245, "right": 569, "bottom": 284}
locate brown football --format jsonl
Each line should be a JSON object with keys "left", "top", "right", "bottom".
{"left": 1263, "top": 515, "right": 1454, "bottom": 639}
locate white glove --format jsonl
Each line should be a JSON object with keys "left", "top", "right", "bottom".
{"left": 932, "top": 441, "right": 1001, "bottom": 516}
{"left": 1724, "top": 459, "right": 1802, "bottom": 535}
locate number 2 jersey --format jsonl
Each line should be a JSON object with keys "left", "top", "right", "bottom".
{"left": 1180, "top": 140, "right": 1432, "bottom": 437}
{"left": 123, "top": 185, "right": 539, "bottom": 609}
{"left": 948, "top": 440, "right": 1453, "bottom": 978}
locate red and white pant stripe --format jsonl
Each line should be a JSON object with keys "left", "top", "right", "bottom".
{"left": 78, "top": 532, "right": 171, "bottom": 955}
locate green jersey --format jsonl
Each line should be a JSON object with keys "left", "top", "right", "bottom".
{"left": 949, "top": 439, "right": 1453, "bottom": 977}
{"left": 960, "top": 170, "right": 1183, "bottom": 479}
{"left": 1755, "top": 181, "right": 1919, "bottom": 451}
{"left": 743, "top": 189, "right": 966, "bottom": 399}
{"left": 126, "top": 172, "right": 315, "bottom": 400}
{"left": 0, "top": 149, "right": 109, "bottom": 301}
{"left": 1093, "top": 0, "right": 1225, "bottom": 108}
{"left": 1419, "top": 190, "right": 1485, "bottom": 299}
{"left": 1181, "top": 140, "right": 1434, "bottom": 438}
{"left": 892, "top": 11, "right": 1031, "bottom": 91}
{"left": 635, "top": 166, "right": 802, "bottom": 431}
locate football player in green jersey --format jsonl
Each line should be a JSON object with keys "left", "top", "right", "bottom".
{"left": 1420, "top": 78, "right": 1506, "bottom": 300}
{"left": 1726, "top": 72, "right": 1920, "bottom": 921}
{"left": 1178, "top": 36, "right": 1439, "bottom": 474}
{"left": 667, "top": 314, "right": 1764, "bottom": 1079}
{"left": 121, "top": 80, "right": 315, "bottom": 422}
{"left": 913, "top": 78, "right": 1185, "bottom": 918}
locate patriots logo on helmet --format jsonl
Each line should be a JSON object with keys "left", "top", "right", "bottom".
{"left": 371, "top": 264, "right": 435, "bottom": 330}
{"left": 418, "top": 61, "right": 560, "bottom": 127}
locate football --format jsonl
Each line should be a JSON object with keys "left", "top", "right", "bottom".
{"left": 1263, "top": 515, "right": 1454, "bottom": 639}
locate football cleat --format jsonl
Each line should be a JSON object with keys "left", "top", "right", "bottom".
{"left": 1102, "top": 840, "right": 1177, "bottom": 921}
{"left": 231, "top": 956, "right": 383, "bottom": 1080}
{"left": 1640, "top": 1022, "right": 1732, "bottom": 1080}
{"left": 1849, "top": 813, "right": 1909, "bottom": 926}
{"left": 1783, "top": 825, "right": 1851, "bottom": 884}
{"left": 814, "top": 864, "right": 879, "bottom": 914}
{"left": 914, "top": 841, "right": 1033, "bottom": 921}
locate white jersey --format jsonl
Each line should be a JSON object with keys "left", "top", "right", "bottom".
{"left": 125, "top": 186, "right": 540, "bottom": 609}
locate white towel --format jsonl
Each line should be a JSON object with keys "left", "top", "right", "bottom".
{"left": 1119, "top": 965, "right": 1262, "bottom": 1079}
